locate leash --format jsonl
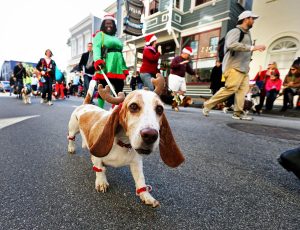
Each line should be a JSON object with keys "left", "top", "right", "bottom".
{"left": 99, "top": 66, "right": 118, "bottom": 97}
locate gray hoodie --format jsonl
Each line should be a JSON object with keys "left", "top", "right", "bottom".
{"left": 222, "top": 26, "right": 253, "bottom": 73}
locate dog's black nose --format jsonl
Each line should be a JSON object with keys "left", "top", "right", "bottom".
{"left": 140, "top": 128, "right": 158, "bottom": 144}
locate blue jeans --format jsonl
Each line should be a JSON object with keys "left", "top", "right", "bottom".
{"left": 83, "top": 74, "right": 92, "bottom": 97}
{"left": 140, "top": 73, "right": 154, "bottom": 91}
{"left": 266, "top": 89, "right": 278, "bottom": 110}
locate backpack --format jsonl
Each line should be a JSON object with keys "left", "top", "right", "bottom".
{"left": 217, "top": 27, "right": 245, "bottom": 62}
{"left": 55, "top": 66, "right": 64, "bottom": 82}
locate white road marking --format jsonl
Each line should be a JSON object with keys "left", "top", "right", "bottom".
{"left": 0, "top": 115, "right": 40, "bottom": 130}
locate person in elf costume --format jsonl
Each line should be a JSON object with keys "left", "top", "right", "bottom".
{"left": 87, "top": 14, "right": 129, "bottom": 108}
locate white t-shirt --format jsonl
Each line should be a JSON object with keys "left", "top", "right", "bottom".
{"left": 31, "top": 77, "right": 39, "bottom": 85}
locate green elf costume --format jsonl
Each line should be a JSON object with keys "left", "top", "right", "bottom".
{"left": 88, "top": 14, "right": 129, "bottom": 108}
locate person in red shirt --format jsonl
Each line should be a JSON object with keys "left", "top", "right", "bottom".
{"left": 139, "top": 34, "right": 161, "bottom": 91}
{"left": 253, "top": 62, "right": 278, "bottom": 112}
{"left": 265, "top": 70, "right": 282, "bottom": 110}
{"left": 168, "top": 46, "right": 196, "bottom": 94}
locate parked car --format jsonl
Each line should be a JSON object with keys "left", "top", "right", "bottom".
{"left": 0, "top": 81, "right": 10, "bottom": 92}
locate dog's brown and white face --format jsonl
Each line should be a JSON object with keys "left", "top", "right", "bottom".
{"left": 88, "top": 89, "right": 184, "bottom": 168}
{"left": 119, "top": 90, "right": 164, "bottom": 155}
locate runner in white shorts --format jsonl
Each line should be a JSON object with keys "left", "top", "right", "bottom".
{"left": 168, "top": 46, "right": 198, "bottom": 110}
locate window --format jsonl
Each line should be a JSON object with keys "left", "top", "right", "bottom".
{"left": 84, "top": 33, "right": 91, "bottom": 51}
{"left": 268, "top": 36, "right": 299, "bottom": 76}
{"left": 195, "top": 0, "right": 212, "bottom": 6}
{"left": 174, "top": 0, "right": 183, "bottom": 10}
{"left": 149, "top": 0, "right": 159, "bottom": 15}
{"left": 71, "top": 39, "right": 77, "bottom": 57}
{"left": 190, "top": 41, "right": 198, "bottom": 56}
{"left": 77, "top": 36, "right": 83, "bottom": 55}
{"left": 209, "top": 37, "right": 219, "bottom": 54}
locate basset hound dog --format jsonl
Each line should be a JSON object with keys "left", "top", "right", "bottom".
{"left": 67, "top": 74, "right": 184, "bottom": 207}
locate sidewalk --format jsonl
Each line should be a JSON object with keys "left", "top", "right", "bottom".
{"left": 191, "top": 99, "right": 300, "bottom": 118}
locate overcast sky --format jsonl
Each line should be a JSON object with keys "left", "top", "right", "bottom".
{"left": 0, "top": 0, "right": 115, "bottom": 71}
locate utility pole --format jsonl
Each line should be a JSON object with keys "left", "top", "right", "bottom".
{"left": 117, "top": 0, "right": 123, "bottom": 38}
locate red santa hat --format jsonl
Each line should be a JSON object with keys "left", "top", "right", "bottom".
{"left": 182, "top": 46, "right": 193, "bottom": 55}
{"left": 102, "top": 13, "right": 116, "bottom": 23}
{"left": 145, "top": 34, "right": 157, "bottom": 45}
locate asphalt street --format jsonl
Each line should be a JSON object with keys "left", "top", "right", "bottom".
{"left": 0, "top": 94, "right": 299, "bottom": 230}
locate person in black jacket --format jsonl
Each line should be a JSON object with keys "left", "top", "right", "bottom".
{"left": 78, "top": 42, "right": 95, "bottom": 99}
{"left": 13, "top": 62, "right": 26, "bottom": 98}
{"left": 36, "top": 49, "right": 56, "bottom": 105}
{"left": 209, "top": 60, "right": 223, "bottom": 95}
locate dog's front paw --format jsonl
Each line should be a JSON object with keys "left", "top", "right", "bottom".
{"left": 95, "top": 175, "right": 109, "bottom": 193}
{"left": 68, "top": 142, "right": 76, "bottom": 154}
{"left": 139, "top": 192, "right": 160, "bottom": 208}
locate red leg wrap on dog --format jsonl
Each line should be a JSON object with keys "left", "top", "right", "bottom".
{"left": 136, "top": 185, "right": 152, "bottom": 195}
{"left": 92, "top": 166, "right": 103, "bottom": 172}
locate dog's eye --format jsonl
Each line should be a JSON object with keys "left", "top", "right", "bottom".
{"left": 129, "top": 103, "right": 140, "bottom": 113}
{"left": 156, "top": 105, "right": 164, "bottom": 115}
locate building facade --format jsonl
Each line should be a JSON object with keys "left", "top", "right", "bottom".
{"left": 66, "top": 14, "right": 102, "bottom": 77}
{"left": 0, "top": 60, "right": 37, "bottom": 81}
{"left": 106, "top": 0, "right": 252, "bottom": 85}
{"left": 249, "top": 0, "right": 300, "bottom": 79}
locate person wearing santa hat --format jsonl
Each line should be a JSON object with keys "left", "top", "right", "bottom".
{"left": 168, "top": 46, "right": 198, "bottom": 111}
{"left": 139, "top": 34, "right": 162, "bottom": 91}
{"left": 87, "top": 13, "right": 129, "bottom": 108}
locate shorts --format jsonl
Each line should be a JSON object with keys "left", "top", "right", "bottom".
{"left": 168, "top": 74, "right": 186, "bottom": 92}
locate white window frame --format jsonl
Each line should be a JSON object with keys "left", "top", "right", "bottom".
{"left": 190, "top": 0, "right": 214, "bottom": 13}
{"left": 268, "top": 36, "right": 299, "bottom": 77}
{"left": 77, "top": 35, "right": 83, "bottom": 56}
{"left": 173, "top": 0, "right": 183, "bottom": 11}
{"left": 84, "top": 31, "right": 91, "bottom": 52}
{"left": 71, "top": 38, "right": 77, "bottom": 58}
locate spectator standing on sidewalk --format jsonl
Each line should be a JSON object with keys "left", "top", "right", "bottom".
{"left": 202, "top": 11, "right": 266, "bottom": 120}
{"left": 140, "top": 34, "right": 161, "bottom": 91}
{"left": 209, "top": 60, "right": 223, "bottom": 95}
{"left": 36, "top": 49, "right": 56, "bottom": 105}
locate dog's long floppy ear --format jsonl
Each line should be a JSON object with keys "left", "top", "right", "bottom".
{"left": 159, "top": 114, "right": 184, "bottom": 167}
{"left": 90, "top": 105, "right": 122, "bottom": 157}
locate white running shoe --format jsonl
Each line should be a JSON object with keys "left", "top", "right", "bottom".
{"left": 231, "top": 114, "right": 253, "bottom": 121}
{"left": 202, "top": 107, "right": 210, "bottom": 117}
{"left": 48, "top": 101, "right": 53, "bottom": 106}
